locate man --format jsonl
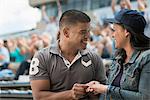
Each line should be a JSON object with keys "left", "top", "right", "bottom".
{"left": 111, "top": 0, "right": 131, "bottom": 15}
{"left": 0, "top": 39, "right": 10, "bottom": 70}
{"left": 30, "top": 10, "right": 106, "bottom": 100}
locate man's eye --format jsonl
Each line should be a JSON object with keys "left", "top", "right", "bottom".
{"left": 111, "top": 28, "right": 115, "bottom": 32}
{"left": 80, "top": 31, "right": 86, "bottom": 35}
{"left": 82, "top": 32, "right": 86, "bottom": 34}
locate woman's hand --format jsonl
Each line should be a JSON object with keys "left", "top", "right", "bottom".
{"left": 86, "top": 81, "right": 108, "bottom": 94}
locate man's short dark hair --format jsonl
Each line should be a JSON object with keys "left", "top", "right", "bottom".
{"left": 59, "top": 9, "right": 91, "bottom": 28}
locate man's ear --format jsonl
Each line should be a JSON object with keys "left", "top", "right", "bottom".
{"left": 63, "top": 27, "right": 69, "bottom": 38}
{"left": 57, "top": 31, "right": 60, "bottom": 40}
{"left": 124, "top": 29, "right": 130, "bottom": 37}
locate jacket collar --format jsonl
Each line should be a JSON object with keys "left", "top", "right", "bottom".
{"left": 128, "top": 50, "right": 141, "bottom": 64}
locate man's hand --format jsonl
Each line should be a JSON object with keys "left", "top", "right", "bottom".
{"left": 71, "top": 83, "right": 89, "bottom": 99}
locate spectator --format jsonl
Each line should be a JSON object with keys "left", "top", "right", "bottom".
{"left": 7, "top": 39, "right": 25, "bottom": 62}
{"left": 0, "top": 39, "right": 10, "bottom": 70}
{"left": 111, "top": 0, "right": 131, "bottom": 15}
{"left": 137, "top": 0, "right": 150, "bottom": 38}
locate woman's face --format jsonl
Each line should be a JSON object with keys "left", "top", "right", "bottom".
{"left": 112, "top": 24, "right": 127, "bottom": 49}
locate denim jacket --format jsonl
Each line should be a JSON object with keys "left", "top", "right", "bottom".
{"left": 106, "top": 49, "right": 150, "bottom": 100}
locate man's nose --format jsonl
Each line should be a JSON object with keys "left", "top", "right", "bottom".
{"left": 111, "top": 31, "right": 115, "bottom": 38}
{"left": 85, "top": 31, "right": 90, "bottom": 39}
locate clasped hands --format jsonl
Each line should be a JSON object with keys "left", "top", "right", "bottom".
{"left": 71, "top": 81, "right": 108, "bottom": 99}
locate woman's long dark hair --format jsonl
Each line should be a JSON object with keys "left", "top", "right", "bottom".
{"left": 107, "top": 48, "right": 126, "bottom": 77}
{"left": 122, "top": 24, "right": 150, "bottom": 50}
{"left": 114, "top": 48, "right": 127, "bottom": 65}
{"left": 130, "top": 32, "right": 150, "bottom": 50}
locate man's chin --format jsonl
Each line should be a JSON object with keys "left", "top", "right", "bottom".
{"left": 81, "top": 43, "right": 87, "bottom": 49}
{"left": 81, "top": 46, "right": 87, "bottom": 50}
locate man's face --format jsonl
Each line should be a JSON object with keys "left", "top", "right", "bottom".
{"left": 67, "top": 22, "right": 90, "bottom": 50}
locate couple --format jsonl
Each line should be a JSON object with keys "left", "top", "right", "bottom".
{"left": 30, "top": 9, "right": 150, "bottom": 100}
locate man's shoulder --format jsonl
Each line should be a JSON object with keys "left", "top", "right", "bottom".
{"left": 33, "top": 47, "right": 53, "bottom": 60}
{"left": 37, "top": 46, "right": 57, "bottom": 55}
{"left": 84, "top": 50, "right": 102, "bottom": 64}
{"left": 86, "top": 50, "right": 100, "bottom": 58}
{"left": 36, "top": 47, "right": 50, "bottom": 55}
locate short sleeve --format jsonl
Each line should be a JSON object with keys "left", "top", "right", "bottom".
{"left": 29, "top": 51, "right": 49, "bottom": 80}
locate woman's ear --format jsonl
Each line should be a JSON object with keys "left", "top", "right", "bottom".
{"left": 124, "top": 29, "right": 130, "bottom": 37}
{"left": 63, "top": 27, "right": 69, "bottom": 38}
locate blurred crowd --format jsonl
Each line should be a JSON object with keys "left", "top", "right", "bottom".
{"left": 0, "top": 0, "right": 149, "bottom": 81}
{"left": 0, "top": 33, "right": 51, "bottom": 80}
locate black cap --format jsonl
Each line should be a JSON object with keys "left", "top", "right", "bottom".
{"left": 105, "top": 9, "right": 147, "bottom": 34}
{"left": 105, "top": 9, "right": 150, "bottom": 50}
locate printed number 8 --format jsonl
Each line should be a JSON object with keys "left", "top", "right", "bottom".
{"left": 29, "top": 58, "right": 39, "bottom": 75}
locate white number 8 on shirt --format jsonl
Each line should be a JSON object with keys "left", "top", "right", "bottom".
{"left": 29, "top": 58, "right": 39, "bottom": 75}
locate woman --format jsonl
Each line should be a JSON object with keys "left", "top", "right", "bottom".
{"left": 86, "top": 9, "right": 150, "bottom": 100}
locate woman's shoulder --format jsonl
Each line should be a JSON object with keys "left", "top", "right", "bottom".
{"left": 141, "top": 49, "right": 150, "bottom": 56}
{"left": 139, "top": 49, "right": 150, "bottom": 60}
{"left": 137, "top": 49, "right": 150, "bottom": 65}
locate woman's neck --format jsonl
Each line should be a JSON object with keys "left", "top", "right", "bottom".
{"left": 124, "top": 45, "right": 134, "bottom": 63}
